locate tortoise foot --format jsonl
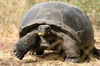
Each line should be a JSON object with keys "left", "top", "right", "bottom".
{"left": 13, "top": 46, "right": 26, "bottom": 60}
{"left": 65, "top": 57, "right": 83, "bottom": 63}
{"left": 28, "top": 51, "right": 35, "bottom": 55}
{"left": 28, "top": 51, "right": 44, "bottom": 55}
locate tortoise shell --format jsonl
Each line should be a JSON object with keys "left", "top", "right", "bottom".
{"left": 20, "top": 1, "right": 94, "bottom": 47}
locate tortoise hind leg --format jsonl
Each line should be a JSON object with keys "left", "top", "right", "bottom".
{"left": 13, "top": 32, "right": 40, "bottom": 60}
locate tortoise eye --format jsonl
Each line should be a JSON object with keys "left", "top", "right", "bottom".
{"left": 48, "top": 32, "right": 50, "bottom": 34}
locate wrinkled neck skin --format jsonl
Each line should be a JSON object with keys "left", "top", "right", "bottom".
{"left": 39, "top": 29, "right": 58, "bottom": 47}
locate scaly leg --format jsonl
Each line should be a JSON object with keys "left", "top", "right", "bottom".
{"left": 63, "top": 35, "right": 82, "bottom": 63}
{"left": 13, "top": 32, "right": 40, "bottom": 60}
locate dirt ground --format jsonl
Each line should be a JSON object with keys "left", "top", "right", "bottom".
{"left": 0, "top": 26, "right": 100, "bottom": 66}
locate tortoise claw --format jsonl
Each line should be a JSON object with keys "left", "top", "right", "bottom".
{"left": 64, "top": 57, "right": 83, "bottom": 63}
{"left": 13, "top": 46, "right": 26, "bottom": 60}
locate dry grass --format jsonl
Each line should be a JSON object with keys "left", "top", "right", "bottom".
{"left": 0, "top": 0, "right": 29, "bottom": 43}
{"left": 0, "top": 50, "right": 100, "bottom": 66}
{"left": 0, "top": 0, "right": 100, "bottom": 66}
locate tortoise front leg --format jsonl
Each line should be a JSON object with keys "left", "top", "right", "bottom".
{"left": 42, "top": 37, "right": 65, "bottom": 61}
{"left": 13, "top": 32, "right": 40, "bottom": 60}
{"left": 63, "top": 35, "right": 82, "bottom": 63}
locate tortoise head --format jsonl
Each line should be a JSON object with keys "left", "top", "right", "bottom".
{"left": 38, "top": 25, "right": 52, "bottom": 36}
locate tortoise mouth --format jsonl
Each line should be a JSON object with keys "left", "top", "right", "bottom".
{"left": 38, "top": 32, "right": 51, "bottom": 36}
{"left": 38, "top": 32, "right": 45, "bottom": 36}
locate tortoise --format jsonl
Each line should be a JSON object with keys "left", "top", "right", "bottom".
{"left": 13, "top": 1, "right": 100, "bottom": 63}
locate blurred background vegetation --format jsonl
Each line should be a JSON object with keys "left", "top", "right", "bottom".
{"left": 0, "top": 0, "right": 100, "bottom": 43}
